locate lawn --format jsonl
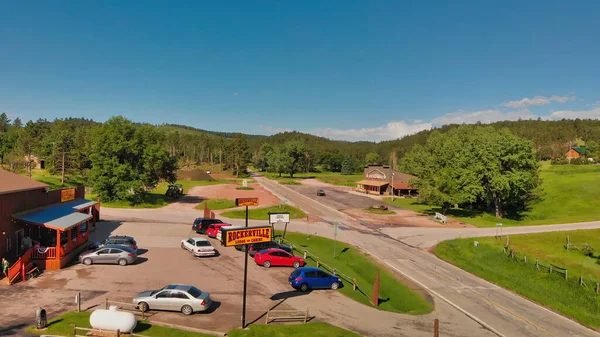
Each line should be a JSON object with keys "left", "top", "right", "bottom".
{"left": 279, "top": 231, "right": 433, "bottom": 314}
{"left": 29, "top": 170, "right": 86, "bottom": 190}
{"left": 221, "top": 204, "right": 307, "bottom": 220}
{"left": 363, "top": 207, "right": 395, "bottom": 215}
{"left": 260, "top": 171, "right": 363, "bottom": 187}
{"left": 435, "top": 229, "right": 600, "bottom": 328}
{"left": 195, "top": 198, "right": 237, "bottom": 211}
{"left": 28, "top": 311, "right": 360, "bottom": 337}
{"left": 385, "top": 164, "right": 600, "bottom": 227}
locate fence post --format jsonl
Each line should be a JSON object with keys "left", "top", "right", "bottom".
{"left": 105, "top": 298, "right": 108, "bottom": 309}
{"left": 580, "top": 276, "right": 583, "bottom": 286}
{"left": 565, "top": 269, "right": 568, "bottom": 280}
{"left": 73, "top": 325, "right": 77, "bottom": 337}
{"left": 265, "top": 309, "right": 270, "bottom": 324}
{"left": 304, "top": 308, "right": 309, "bottom": 324}
{"left": 524, "top": 256, "right": 527, "bottom": 263}
{"left": 304, "top": 250, "right": 307, "bottom": 259}
{"left": 352, "top": 278, "right": 357, "bottom": 291}
{"left": 116, "top": 329, "right": 120, "bottom": 337}
{"left": 596, "top": 283, "right": 599, "bottom": 294}
{"left": 290, "top": 243, "right": 294, "bottom": 252}
{"left": 333, "top": 268, "right": 336, "bottom": 276}
{"left": 566, "top": 236, "right": 570, "bottom": 250}
{"left": 549, "top": 265, "right": 553, "bottom": 274}
{"left": 434, "top": 319, "right": 439, "bottom": 337}
{"left": 316, "top": 259, "right": 320, "bottom": 268}
{"left": 77, "top": 292, "right": 81, "bottom": 312}
{"left": 536, "top": 257, "right": 539, "bottom": 270}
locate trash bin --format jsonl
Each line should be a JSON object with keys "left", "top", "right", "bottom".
{"left": 35, "top": 307, "right": 47, "bottom": 329}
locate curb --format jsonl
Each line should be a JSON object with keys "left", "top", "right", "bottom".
{"left": 150, "top": 320, "right": 227, "bottom": 336}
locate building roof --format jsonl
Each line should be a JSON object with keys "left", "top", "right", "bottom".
{"left": 0, "top": 169, "right": 49, "bottom": 195}
{"left": 357, "top": 179, "right": 389, "bottom": 187}
{"left": 569, "top": 147, "right": 588, "bottom": 154}
{"left": 391, "top": 182, "right": 416, "bottom": 190}
{"left": 13, "top": 198, "right": 97, "bottom": 231}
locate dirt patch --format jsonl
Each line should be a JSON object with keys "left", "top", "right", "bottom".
{"left": 210, "top": 172, "right": 236, "bottom": 180}
{"left": 177, "top": 169, "right": 214, "bottom": 181}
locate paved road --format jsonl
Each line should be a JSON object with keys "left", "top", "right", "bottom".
{"left": 254, "top": 175, "right": 600, "bottom": 337}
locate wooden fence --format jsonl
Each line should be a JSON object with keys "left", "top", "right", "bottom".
{"left": 74, "top": 326, "right": 150, "bottom": 337}
{"left": 105, "top": 298, "right": 148, "bottom": 320}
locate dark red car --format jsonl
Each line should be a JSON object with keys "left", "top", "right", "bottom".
{"left": 254, "top": 248, "right": 306, "bottom": 268}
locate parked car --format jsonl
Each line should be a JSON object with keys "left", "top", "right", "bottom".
{"left": 317, "top": 189, "right": 326, "bottom": 196}
{"left": 132, "top": 284, "right": 212, "bottom": 315}
{"left": 206, "top": 223, "right": 232, "bottom": 238}
{"left": 181, "top": 237, "right": 217, "bottom": 257}
{"left": 288, "top": 267, "right": 342, "bottom": 292}
{"left": 192, "top": 218, "right": 224, "bottom": 234}
{"left": 254, "top": 248, "right": 306, "bottom": 268}
{"left": 92, "top": 235, "right": 138, "bottom": 252}
{"left": 236, "top": 240, "right": 292, "bottom": 257}
{"left": 217, "top": 225, "right": 245, "bottom": 242}
{"left": 79, "top": 245, "right": 137, "bottom": 266}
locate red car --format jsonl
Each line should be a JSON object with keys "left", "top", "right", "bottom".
{"left": 254, "top": 248, "right": 306, "bottom": 268}
{"left": 206, "top": 223, "right": 231, "bottom": 238}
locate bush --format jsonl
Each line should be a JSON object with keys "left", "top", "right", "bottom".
{"left": 551, "top": 157, "right": 569, "bottom": 165}
{"left": 570, "top": 158, "right": 591, "bottom": 165}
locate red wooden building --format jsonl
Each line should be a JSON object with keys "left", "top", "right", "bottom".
{"left": 0, "top": 170, "right": 99, "bottom": 272}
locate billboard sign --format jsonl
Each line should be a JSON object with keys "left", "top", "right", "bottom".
{"left": 269, "top": 212, "right": 290, "bottom": 224}
{"left": 220, "top": 226, "right": 272, "bottom": 247}
{"left": 61, "top": 188, "right": 76, "bottom": 203}
{"left": 235, "top": 198, "right": 259, "bottom": 207}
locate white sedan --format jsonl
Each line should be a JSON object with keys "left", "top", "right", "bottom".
{"left": 181, "top": 237, "right": 216, "bottom": 257}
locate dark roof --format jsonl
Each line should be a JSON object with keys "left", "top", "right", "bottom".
{"left": 0, "top": 169, "right": 49, "bottom": 195}
{"left": 571, "top": 147, "right": 588, "bottom": 154}
{"left": 12, "top": 199, "right": 97, "bottom": 231}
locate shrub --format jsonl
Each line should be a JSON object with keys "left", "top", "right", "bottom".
{"left": 551, "top": 157, "right": 569, "bottom": 165}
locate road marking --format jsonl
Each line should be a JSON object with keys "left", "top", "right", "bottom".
{"left": 382, "top": 260, "right": 507, "bottom": 337}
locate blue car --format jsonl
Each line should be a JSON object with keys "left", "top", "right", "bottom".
{"left": 288, "top": 267, "right": 342, "bottom": 292}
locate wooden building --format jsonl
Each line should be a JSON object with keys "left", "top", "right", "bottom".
{"left": 0, "top": 169, "right": 99, "bottom": 271}
{"left": 356, "top": 165, "right": 418, "bottom": 196}
{"left": 565, "top": 147, "right": 587, "bottom": 159}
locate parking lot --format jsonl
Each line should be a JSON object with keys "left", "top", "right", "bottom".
{"left": 17, "top": 221, "right": 344, "bottom": 334}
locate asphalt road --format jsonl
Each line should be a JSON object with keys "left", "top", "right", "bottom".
{"left": 255, "top": 175, "right": 600, "bottom": 337}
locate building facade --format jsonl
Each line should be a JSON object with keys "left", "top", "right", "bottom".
{"left": 565, "top": 147, "right": 587, "bottom": 159}
{"left": 356, "top": 165, "right": 418, "bottom": 196}
{"left": 0, "top": 170, "right": 99, "bottom": 271}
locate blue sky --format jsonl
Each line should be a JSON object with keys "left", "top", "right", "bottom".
{"left": 1, "top": 1, "right": 599, "bottom": 141}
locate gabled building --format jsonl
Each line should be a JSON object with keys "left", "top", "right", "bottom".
{"left": 0, "top": 169, "right": 99, "bottom": 271}
{"left": 356, "top": 165, "right": 418, "bottom": 196}
{"left": 565, "top": 147, "right": 587, "bottom": 159}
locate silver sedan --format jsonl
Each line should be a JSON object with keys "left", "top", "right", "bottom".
{"left": 79, "top": 245, "right": 137, "bottom": 266}
{"left": 132, "top": 284, "right": 212, "bottom": 315}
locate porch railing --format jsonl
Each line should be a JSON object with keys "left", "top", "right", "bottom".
{"left": 32, "top": 247, "right": 57, "bottom": 259}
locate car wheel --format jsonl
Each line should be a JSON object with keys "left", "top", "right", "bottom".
{"left": 118, "top": 259, "right": 127, "bottom": 266}
{"left": 263, "top": 261, "right": 271, "bottom": 268}
{"left": 139, "top": 302, "right": 149, "bottom": 313}
{"left": 331, "top": 282, "right": 340, "bottom": 290}
{"left": 300, "top": 283, "right": 309, "bottom": 292}
{"left": 181, "top": 305, "right": 193, "bottom": 315}
{"left": 292, "top": 261, "right": 300, "bottom": 268}
{"left": 83, "top": 258, "right": 92, "bottom": 265}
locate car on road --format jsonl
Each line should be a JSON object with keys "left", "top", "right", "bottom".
{"left": 317, "top": 189, "right": 326, "bottom": 196}
{"left": 133, "top": 284, "right": 212, "bottom": 315}
{"left": 181, "top": 237, "right": 217, "bottom": 257}
{"left": 254, "top": 248, "right": 306, "bottom": 268}
{"left": 288, "top": 267, "right": 342, "bottom": 292}
{"left": 192, "top": 218, "right": 224, "bottom": 234}
{"left": 90, "top": 235, "right": 138, "bottom": 253}
{"left": 236, "top": 240, "right": 292, "bottom": 257}
{"left": 206, "top": 223, "right": 232, "bottom": 238}
{"left": 79, "top": 245, "right": 137, "bottom": 266}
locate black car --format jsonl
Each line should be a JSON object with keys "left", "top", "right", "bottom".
{"left": 317, "top": 189, "right": 326, "bottom": 196}
{"left": 236, "top": 241, "right": 292, "bottom": 257}
{"left": 93, "top": 235, "right": 138, "bottom": 253}
{"left": 192, "top": 218, "right": 224, "bottom": 234}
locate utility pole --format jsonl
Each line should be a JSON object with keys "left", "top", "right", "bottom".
{"left": 391, "top": 172, "right": 395, "bottom": 202}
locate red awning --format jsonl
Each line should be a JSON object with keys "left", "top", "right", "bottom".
{"left": 391, "top": 182, "right": 416, "bottom": 190}
{"left": 357, "top": 180, "right": 389, "bottom": 187}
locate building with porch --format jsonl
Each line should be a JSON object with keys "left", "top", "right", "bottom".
{"left": 0, "top": 169, "right": 99, "bottom": 272}
{"left": 356, "top": 165, "right": 418, "bottom": 196}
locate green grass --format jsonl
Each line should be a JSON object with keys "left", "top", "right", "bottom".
{"left": 280, "top": 231, "right": 433, "bottom": 314}
{"left": 27, "top": 311, "right": 214, "bottom": 337}
{"left": 435, "top": 230, "right": 600, "bottom": 328}
{"left": 29, "top": 170, "right": 86, "bottom": 190}
{"left": 260, "top": 171, "right": 363, "bottom": 187}
{"left": 228, "top": 322, "right": 361, "bottom": 337}
{"left": 362, "top": 207, "right": 396, "bottom": 215}
{"left": 236, "top": 186, "right": 255, "bottom": 190}
{"left": 195, "top": 198, "right": 237, "bottom": 210}
{"left": 384, "top": 164, "right": 600, "bottom": 227}
{"left": 221, "top": 204, "right": 307, "bottom": 220}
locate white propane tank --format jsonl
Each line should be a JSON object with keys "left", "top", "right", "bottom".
{"left": 90, "top": 306, "right": 137, "bottom": 333}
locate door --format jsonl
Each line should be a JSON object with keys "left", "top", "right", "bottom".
{"left": 316, "top": 270, "right": 331, "bottom": 288}
{"left": 152, "top": 290, "right": 174, "bottom": 311}
{"left": 15, "top": 229, "right": 24, "bottom": 255}
{"left": 270, "top": 251, "right": 286, "bottom": 266}
{"left": 185, "top": 238, "right": 195, "bottom": 252}
{"left": 169, "top": 291, "right": 191, "bottom": 312}
{"left": 94, "top": 249, "right": 111, "bottom": 264}
{"left": 207, "top": 224, "right": 215, "bottom": 237}
{"left": 107, "top": 249, "right": 124, "bottom": 264}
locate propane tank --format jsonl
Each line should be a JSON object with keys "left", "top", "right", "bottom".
{"left": 89, "top": 306, "right": 137, "bottom": 333}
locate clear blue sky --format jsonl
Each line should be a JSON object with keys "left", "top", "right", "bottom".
{"left": 1, "top": 1, "right": 599, "bottom": 141}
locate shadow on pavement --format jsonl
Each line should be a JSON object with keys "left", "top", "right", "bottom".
{"left": 269, "top": 290, "right": 312, "bottom": 301}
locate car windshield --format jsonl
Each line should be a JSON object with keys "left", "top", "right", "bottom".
{"left": 187, "top": 286, "right": 203, "bottom": 298}
{"left": 150, "top": 286, "right": 167, "bottom": 296}
{"left": 196, "top": 241, "right": 211, "bottom": 247}
{"left": 257, "top": 249, "right": 269, "bottom": 254}
{"left": 291, "top": 269, "right": 302, "bottom": 278}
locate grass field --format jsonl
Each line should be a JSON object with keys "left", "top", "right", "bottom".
{"left": 259, "top": 170, "right": 363, "bottom": 187}
{"left": 280, "top": 231, "right": 433, "bottom": 314}
{"left": 30, "top": 170, "right": 86, "bottom": 190}
{"left": 195, "top": 198, "right": 236, "bottom": 211}
{"left": 385, "top": 164, "right": 600, "bottom": 227}
{"left": 436, "top": 229, "right": 600, "bottom": 328}
{"left": 28, "top": 311, "right": 359, "bottom": 337}
{"left": 221, "top": 204, "right": 307, "bottom": 220}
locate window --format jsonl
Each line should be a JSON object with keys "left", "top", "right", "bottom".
{"left": 5, "top": 237, "right": 11, "bottom": 252}
{"left": 187, "top": 239, "right": 194, "bottom": 245}
{"left": 171, "top": 292, "right": 189, "bottom": 299}
{"left": 318, "top": 271, "right": 330, "bottom": 278}
{"left": 196, "top": 241, "right": 211, "bottom": 247}
{"left": 71, "top": 227, "right": 78, "bottom": 241}
{"left": 60, "top": 231, "right": 68, "bottom": 246}
{"left": 109, "top": 249, "right": 123, "bottom": 254}
{"left": 97, "top": 249, "right": 110, "bottom": 255}
{"left": 80, "top": 222, "right": 87, "bottom": 234}
{"left": 305, "top": 271, "right": 317, "bottom": 278}
{"left": 208, "top": 224, "right": 214, "bottom": 230}
{"left": 155, "top": 291, "right": 171, "bottom": 299}
{"left": 187, "top": 287, "right": 203, "bottom": 298}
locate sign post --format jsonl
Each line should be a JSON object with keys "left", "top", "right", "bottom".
{"left": 333, "top": 223, "right": 339, "bottom": 258}
{"left": 232, "top": 198, "right": 260, "bottom": 329}
{"left": 496, "top": 223, "right": 503, "bottom": 239}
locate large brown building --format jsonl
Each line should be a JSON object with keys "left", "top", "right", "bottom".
{"left": 0, "top": 169, "right": 99, "bottom": 271}
{"left": 356, "top": 165, "right": 418, "bottom": 196}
